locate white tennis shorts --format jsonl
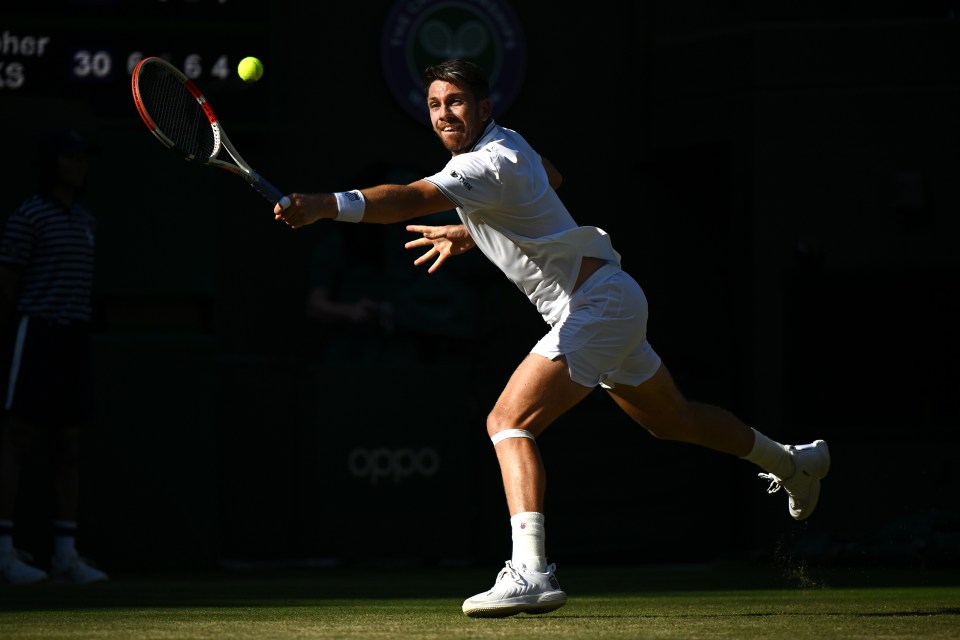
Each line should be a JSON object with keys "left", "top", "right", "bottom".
{"left": 532, "top": 264, "right": 662, "bottom": 389}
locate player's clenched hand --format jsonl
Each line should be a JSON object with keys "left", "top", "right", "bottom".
{"left": 274, "top": 193, "right": 337, "bottom": 229}
{"left": 405, "top": 224, "right": 475, "bottom": 273}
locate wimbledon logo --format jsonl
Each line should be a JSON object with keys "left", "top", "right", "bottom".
{"left": 380, "top": 0, "right": 527, "bottom": 125}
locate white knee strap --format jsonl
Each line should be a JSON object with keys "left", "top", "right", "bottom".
{"left": 491, "top": 429, "right": 535, "bottom": 445}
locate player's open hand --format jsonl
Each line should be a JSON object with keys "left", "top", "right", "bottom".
{"left": 405, "top": 224, "right": 475, "bottom": 273}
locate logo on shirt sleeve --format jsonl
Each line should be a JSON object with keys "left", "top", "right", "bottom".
{"left": 450, "top": 170, "right": 473, "bottom": 191}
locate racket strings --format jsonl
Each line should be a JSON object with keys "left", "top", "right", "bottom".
{"left": 137, "top": 63, "right": 217, "bottom": 161}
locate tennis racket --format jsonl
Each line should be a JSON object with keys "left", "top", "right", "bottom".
{"left": 131, "top": 55, "right": 290, "bottom": 209}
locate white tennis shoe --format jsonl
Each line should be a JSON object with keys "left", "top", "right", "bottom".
{"left": 50, "top": 553, "right": 109, "bottom": 585}
{"left": 462, "top": 560, "right": 567, "bottom": 618}
{"left": 0, "top": 549, "right": 48, "bottom": 585}
{"left": 759, "top": 439, "right": 831, "bottom": 520}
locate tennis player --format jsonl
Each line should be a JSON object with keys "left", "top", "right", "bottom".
{"left": 275, "top": 59, "right": 830, "bottom": 618}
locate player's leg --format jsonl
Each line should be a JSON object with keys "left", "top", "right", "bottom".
{"left": 0, "top": 414, "right": 48, "bottom": 584}
{"left": 46, "top": 422, "right": 105, "bottom": 584}
{"left": 29, "top": 419, "right": 106, "bottom": 587}
{"left": 51, "top": 426, "right": 81, "bottom": 523}
{"left": 605, "top": 363, "right": 829, "bottom": 520}
{"left": 488, "top": 353, "right": 593, "bottom": 513}
{"left": 0, "top": 415, "right": 27, "bottom": 522}
{"left": 462, "top": 353, "right": 588, "bottom": 618}
{"left": 605, "top": 362, "right": 754, "bottom": 455}
{"left": 35, "top": 322, "right": 107, "bottom": 585}
{"left": 0, "top": 315, "right": 50, "bottom": 585}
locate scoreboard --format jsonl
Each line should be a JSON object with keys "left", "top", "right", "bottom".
{"left": 1, "top": 0, "right": 287, "bottom": 300}
{"left": 3, "top": 0, "right": 272, "bottom": 120}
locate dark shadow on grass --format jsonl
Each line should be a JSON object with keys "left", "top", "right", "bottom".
{"left": 858, "top": 608, "right": 960, "bottom": 617}
{"left": 547, "top": 608, "right": 960, "bottom": 620}
{"left": 1, "top": 566, "right": 958, "bottom": 613}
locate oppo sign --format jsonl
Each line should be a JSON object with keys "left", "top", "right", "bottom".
{"left": 347, "top": 447, "right": 441, "bottom": 485}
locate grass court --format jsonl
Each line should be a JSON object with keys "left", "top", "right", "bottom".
{"left": 2, "top": 563, "right": 958, "bottom": 639}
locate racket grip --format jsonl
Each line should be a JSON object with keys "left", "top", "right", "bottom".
{"left": 249, "top": 174, "right": 288, "bottom": 208}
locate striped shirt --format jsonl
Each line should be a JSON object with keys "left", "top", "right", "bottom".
{"left": 0, "top": 194, "right": 96, "bottom": 323}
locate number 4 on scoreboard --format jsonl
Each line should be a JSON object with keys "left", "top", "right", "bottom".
{"left": 210, "top": 55, "right": 230, "bottom": 80}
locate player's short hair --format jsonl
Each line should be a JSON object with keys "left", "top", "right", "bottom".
{"left": 422, "top": 59, "right": 490, "bottom": 102}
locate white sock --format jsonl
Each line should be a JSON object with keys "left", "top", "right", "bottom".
{"left": 510, "top": 512, "right": 546, "bottom": 572}
{"left": 52, "top": 521, "right": 78, "bottom": 559}
{"left": 742, "top": 429, "right": 795, "bottom": 479}
{"left": 0, "top": 519, "right": 13, "bottom": 554}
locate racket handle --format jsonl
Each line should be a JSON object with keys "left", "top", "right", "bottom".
{"left": 249, "top": 173, "right": 289, "bottom": 208}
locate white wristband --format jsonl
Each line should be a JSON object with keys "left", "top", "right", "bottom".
{"left": 334, "top": 190, "right": 365, "bottom": 222}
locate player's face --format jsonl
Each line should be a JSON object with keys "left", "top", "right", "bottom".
{"left": 427, "top": 80, "right": 491, "bottom": 156}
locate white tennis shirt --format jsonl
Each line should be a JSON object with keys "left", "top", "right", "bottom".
{"left": 424, "top": 120, "right": 621, "bottom": 325}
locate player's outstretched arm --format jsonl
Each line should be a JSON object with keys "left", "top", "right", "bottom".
{"left": 275, "top": 180, "right": 454, "bottom": 229}
{"left": 405, "top": 224, "right": 476, "bottom": 273}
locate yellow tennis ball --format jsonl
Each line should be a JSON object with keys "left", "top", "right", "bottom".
{"left": 237, "top": 56, "right": 263, "bottom": 83}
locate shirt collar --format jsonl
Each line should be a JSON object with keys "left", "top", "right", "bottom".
{"left": 469, "top": 119, "right": 498, "bottom": 153}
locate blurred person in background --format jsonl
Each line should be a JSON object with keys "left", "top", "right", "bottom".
{"left": 0, "top": 128, "right": 108, "bottom": 585}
